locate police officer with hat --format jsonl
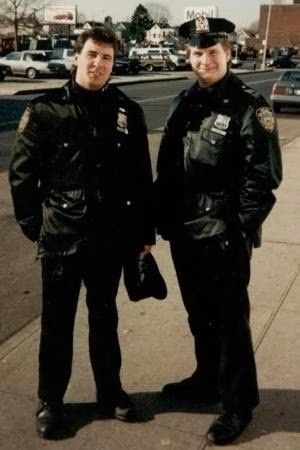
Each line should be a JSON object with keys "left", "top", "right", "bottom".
{"left": 155, "top": 16, "right": 282, "bottom": 445}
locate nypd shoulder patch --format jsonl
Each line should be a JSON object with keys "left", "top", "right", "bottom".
{"left": 18, "top": 107, "right": 32, "bottom": 134}
{"left": 256, "top": 107, "right": 275, "bottom": 133}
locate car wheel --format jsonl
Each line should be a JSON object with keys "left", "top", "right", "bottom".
{"left": 168, "top": 63, "right": 176, "bottom": 71}
{"left": 26, "top": 67, "right": 38, "bottom": 79}
{"left": 272, "top": 103, "right": 281, "bottom": 113}
{"left": 145, "top": 64, "right": 153, "bottom": 72}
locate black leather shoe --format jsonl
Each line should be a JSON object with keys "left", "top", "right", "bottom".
{"left": 206, "top": 410, "right": 252, "bottom": 445}
{"left": 162, "top": 376, "right": 220, "bottom": 403}
{"left": 97, "top": 390, "right": 141, "bottom": 422}
{"left": 36, "top": 401, "right": 63, "bottom": 439}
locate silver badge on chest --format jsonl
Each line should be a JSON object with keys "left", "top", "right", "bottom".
{"left": 214, "top": 114, "right": 231, "bottom": 131}
{"left": 117, "top": 107, "right": 128, "bottom": 134}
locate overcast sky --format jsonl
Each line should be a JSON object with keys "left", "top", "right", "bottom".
{"left": 57, "top": 0, "right": 269, "bottom": 29}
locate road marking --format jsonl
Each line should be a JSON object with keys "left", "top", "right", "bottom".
{"left": 137, "top": 94, "right": 175, "bottom": 104}
{"left": 247, "top": 78, "right": 278, "bottom": 85}
{"left": 135, "top": 78, "right": 279, "bottom": 104}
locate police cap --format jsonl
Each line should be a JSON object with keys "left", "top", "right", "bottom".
{"left": 179, "top": 16, "right": 235, "bottom": 48}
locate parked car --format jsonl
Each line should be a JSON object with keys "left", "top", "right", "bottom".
{"left": 270, "top": 69, "right": 300, "bottom": 112}
{"left": 138, "top": 54, "right": 176, "bottom": 72}
{"left": 0, "top": 62, "right": 11, "bottom": 81}
{"left": 231, "top": 57, "right": 242, "bottom": 68}
{"left": 129, "top": 47, "right": 186, "bottom": 69}
{"left": 112, "top": 56, "right": 142, "bottom": 75}
{"left": 0, "top": 50, "right": 52, "bottom": 79}
{"left": 47, "top": 48, "right": 75, "bottom": 77}
{"left": 267, "top": 55, "right": 296, "bottom": 68}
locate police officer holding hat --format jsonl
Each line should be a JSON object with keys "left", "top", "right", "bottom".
{"left": 155, "top": 16, "right": 282, "bottom": 445}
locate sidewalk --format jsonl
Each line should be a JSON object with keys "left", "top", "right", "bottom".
{"left": 0, "top": 131, "right": 299, "bottom": 449}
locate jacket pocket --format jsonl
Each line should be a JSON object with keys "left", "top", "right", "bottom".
{"left": 42, "top": 189, "right": 87, "bottom": 236}
{"left": 184, "top": 129, "right": 226, "bottom": 167}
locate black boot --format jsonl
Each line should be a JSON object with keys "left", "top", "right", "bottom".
{"left": 206, "top": 409, "right": 252, "bottom": 445}
{"left": 162, "top": 375, "right": 220, "bottom": 403}
{"left": 97, "top": 389, "right": 141, "bottom": 422}
{"left": 36, "top": 400, "right": 64, "bottom": 439}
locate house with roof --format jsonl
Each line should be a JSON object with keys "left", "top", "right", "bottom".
{"left": 146, "top": 22, "right": 175, "bottom": 45}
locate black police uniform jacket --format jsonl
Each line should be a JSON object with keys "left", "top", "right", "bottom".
{"left": 9, "top": 80, "right": 155, "bottom": 256}
{"left": 155, "top": 71, "right": 282, "bottom": 247}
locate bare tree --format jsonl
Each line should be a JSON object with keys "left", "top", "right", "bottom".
{"left": 247, "top": 20, "right": 259, "bottom": 36}
{"left": 0, "top": 0, "right": 44, "bottom": 50}
{"left": 144, "top": 2, "right": 171, "bottom": 25}
{"left": 77, "top": 11, "right": 87, "bottom": 24}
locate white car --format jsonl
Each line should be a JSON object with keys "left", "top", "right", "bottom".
{"left": 0, "top": 51, "right": 52, "bottom": 79}
{"left": 129, "top": 47, "right": 187, "bottom": 69}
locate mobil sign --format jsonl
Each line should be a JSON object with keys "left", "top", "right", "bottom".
{"left": 183, "top": 6, "right": 218, "bottom": 21}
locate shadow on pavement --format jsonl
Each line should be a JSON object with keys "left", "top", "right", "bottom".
{"left": 55, "top": 388, "right": 300, "bottom": 442}
{"left": 57, "top": 392, "right": 220, "bottom": 440}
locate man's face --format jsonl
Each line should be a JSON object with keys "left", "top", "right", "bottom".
{"left": 74, "top": 38, "right": 114, "bottom": 90}
{"left": 189, "top": 42, "right": 230, "bottom": 87}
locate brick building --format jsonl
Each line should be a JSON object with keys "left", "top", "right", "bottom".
{"left": 259, "top": 3, "right": 300, "bottom": 48}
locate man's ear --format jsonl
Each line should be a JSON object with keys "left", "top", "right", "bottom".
{"left": 226, "top": 49, "right": 231, "bottom": 63}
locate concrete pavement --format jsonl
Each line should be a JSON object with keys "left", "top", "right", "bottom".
{"left": 0, "top": 129, "right": 299, "bottom": 449}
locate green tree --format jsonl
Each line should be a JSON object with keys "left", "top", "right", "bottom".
{"left": 130, "top": 4, "right": 153, "bottom": 43}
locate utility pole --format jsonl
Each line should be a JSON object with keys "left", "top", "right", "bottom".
{"left": 261, "top": 1, "right": 272, "bottom": 70}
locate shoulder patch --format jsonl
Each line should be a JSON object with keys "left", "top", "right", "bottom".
{"left": 18, "top": 107, "right": 32, "bottom": 134}
{"left": 256, "top": 107, "right": 275, "bottom": 133}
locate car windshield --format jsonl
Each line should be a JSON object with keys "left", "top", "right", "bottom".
{"left": 6, "top": 52, "right": 22, "bottom": 60}
{"left": 282, "top": 71, "right": 300, "bottom": 82}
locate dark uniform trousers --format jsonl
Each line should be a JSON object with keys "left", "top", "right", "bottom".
{"left": 38, "top": 239, "right": 123, "bottom": 404}
{"left": 170, "top": 232, "right": 259, "bottom": 412}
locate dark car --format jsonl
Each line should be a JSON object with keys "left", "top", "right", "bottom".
{"left": 267, "top": 56, "right": 296, "bottom": 68}
{"left": 0, "top": 62, "right": 11, "bottom": 81}
{"left": 270, "top": 69, "right": 300, "bottom": 112}
{"left": 112, "top": 56, "right": 141, "bottom": 75}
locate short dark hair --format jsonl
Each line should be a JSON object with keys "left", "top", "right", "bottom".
{"left": 74, "top": 25, "right": 118, "bottom": 55}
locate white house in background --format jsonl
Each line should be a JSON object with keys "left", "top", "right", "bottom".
{"left": 146, "top": 23, "right": 175, "bottom": 45}
{"left": 236, "top": 29, "right": 257, "bottom": 47}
